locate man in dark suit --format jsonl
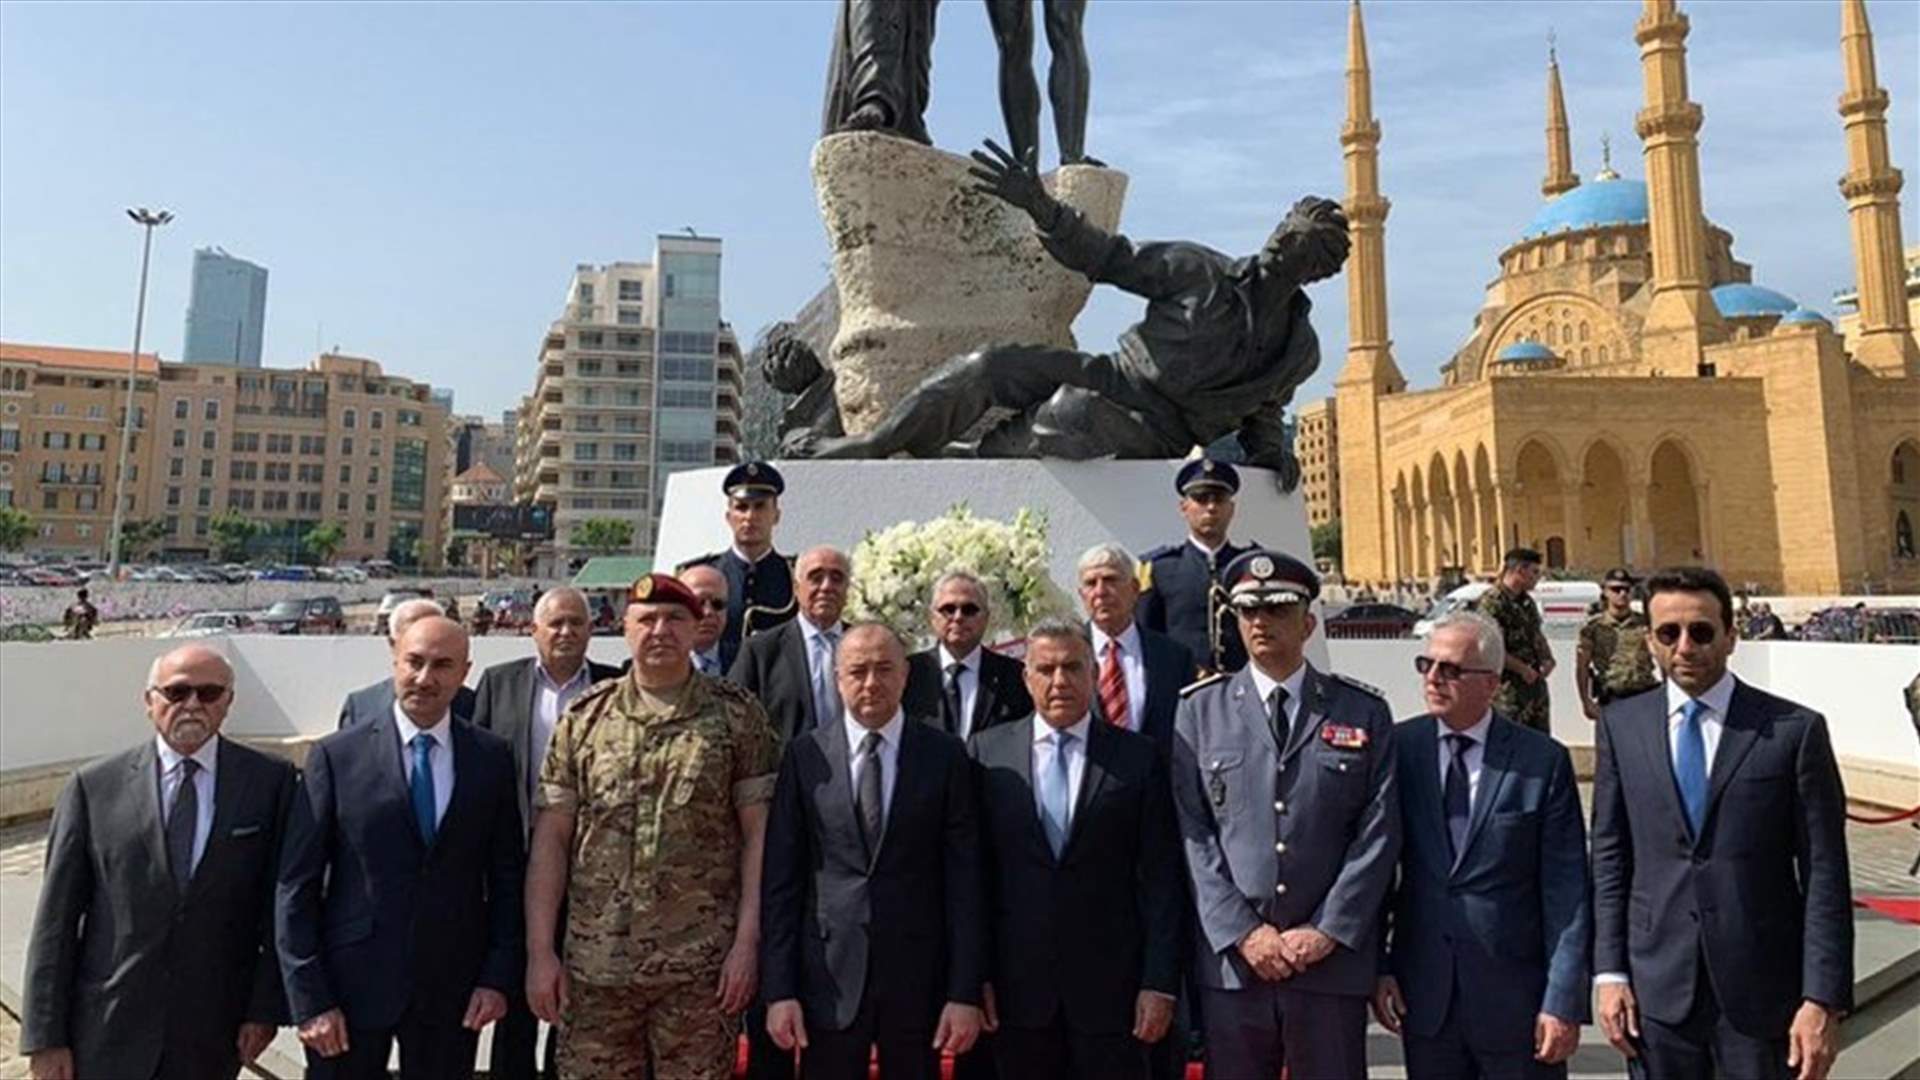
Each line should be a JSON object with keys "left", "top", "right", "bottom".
{"left": 680, "top": 563, "right": 732, "bottom": 677}
{"left": 905, "top": 570, "right": 1033, "bottom": 739}
{"left": 338, "top": 597, "right": 475, "bottom": 729}
{"left": 469, "top": 587, "right": 618, "bottom": 1080}
{"left": 21, "top": 644, "right": 295, "bottom": 1080}
{"left": 730, "top": 544, "right": 852, "bottom": 744}
{"left": 1373, "top": 611, "right": 1590, "bottom": 1079}
{"left": 762, "top": 622, "right": 988, "bottom": 1080}
{"left": 1077, "top": 543, "right": 1195, "bottom": 754}
{"left": 278, "top": 616, "right": 525, "bottom": 1080}
{"left": 971, "top": 619, "right": 1182, "bottom": 1080}
{"left": 678, "top": 460, "right": 797, "bottom": 671}
{"left": 1593, "top": 566, "right": 1851, "bottom": 1080}
{"left": 1137, "top": 458, "right": 1252, "bottom": 676}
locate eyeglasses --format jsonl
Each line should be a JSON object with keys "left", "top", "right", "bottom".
{"left": 935, "top": 603, "right": 983, "bottom": 618}
{"left": 1604, "top": 585, "right": 1631, "bottom": 595}
{"left": 151, "top": 683, "right": 229, "bottom": 704}
{"left": 1653, "top": 621, "right": 1719, "bottom": 647}
{"left": 1414, "top": 656, "right": 1495, "bottom": 681}
{"left": 700, "top": 597, "right": 728, "bottom": 613}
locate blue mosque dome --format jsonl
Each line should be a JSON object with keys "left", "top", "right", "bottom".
{"left": 1521, "top": 176, "right": 1649, "bottom": 240}
{"left": 1710, "top": 283, "right": 1800, "bottom": 319}
{"left": 1495, "top": 341, "right": 1557, "bottom": 363}
{"left": 1779, "top": 307, "right": 1830, "bottom": 326}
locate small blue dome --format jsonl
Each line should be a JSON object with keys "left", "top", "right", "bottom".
{"left": 1522, "top": 177, "right": 1649, "bottom": 240}
{"left": 1710, "top": 283, "right": 1800, "bottom": 319}
{"left": 1496, "top": 341, "right": 1557, "bottom": 363}
{"left": 1780, "top": 307, "right": 1829, "bottom": 326}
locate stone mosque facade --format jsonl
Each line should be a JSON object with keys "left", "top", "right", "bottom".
{"left": 1335, "top": 0, "right": 1920, "bottom": 595}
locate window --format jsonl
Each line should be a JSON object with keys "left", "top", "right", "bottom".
{"left": 174, "top": 399, "right": 189, "bottom": 420}
{"left": 570, "top": 496, "right": 597, "bottom": 510}
{"left": 194, "top": 516, "right": 209, "bottom": 537}
{"left": 0, "top": 427, "right": 16, "bottom": 452}
{"left": 397, "top": 409, "right": 420, "bottom": 427}
{"left": 170, "top": 429, "right": 186, "bottom": 449}
{"left": 661, "top": 356, "right": 714, "bottom": 381}
{"left": 577, "top": 360, "right": 602, "bottom": 376}
{"left": 339, "top": 464, "right": 352, "bottom": 484}
{"left": 341, "top": 436, "right": 354, "bottom": 456}
{"left": 201, "top": 430, "right": 217, "bottom": 451}
{"left": 166, "top": 486, "right": 181, "bottom": 508}
{"left": 0, "top": 485, "right": 13, "bottom": 507}
{"left": 78, "top": 433, "right": 105, "bottom": 451}
{"left": 369, "top": 411, "right": 383, "bottom": 430}
{"left": 617, "top": 389, "right": 644, "bottom": 407}
{"left": 228, "top": 490, "right": 256, "bottom": 511}
{"left": 337, "top": 491, "right": 350, "bottom": 512}
{"left": 614, "top": 416, "right": 641, "bottom": 433}
{"left": 199, "top": 459, "right": 214, "bottom": 479}
{"left": 363, "top": 521, "right": 376, "bottom": 541}
{"left": 297, "top": 492, "right": 322, "bottom": 513}
{"left": 660, "top": 440, "right": 713, "bottom": 463}
{"left": 574, "top": 469, "right": 597, "bottom": 486}
{"left": 197, "top": 488, "right": 212, "bottom": 509}
{"left": 36, "top": 430, "right": 71, "bottom": 449}
{"left": 365, "top": 493, "right": 378, "bottom": 513}
{"left": 300, "top": 435, "right": 326, "bottom": 455}
{"left": 204, "top": 400, "right": 219, "bottom": 421}
{"left": 234, "top": 432, "right": 260, "bottom": 452}
{"left": 343, "top": 408, "right": 357, "bottom": 429}
{"left": 369, "top": 439, "right": 382, "bottom": 458}
{"left": 170, "top": 457, "right": 185, "bottom": 478}
{"left": 612, "top": 443, "right": 638, "bottom": 462}
{"left": 41, "top": 490, "right": 58, "bottom": 510}
{"left": 86, "top": 404, "right": 103, "bottom": 420}
{"left": 76, "top": 491, "right": 97, "bottom": 511}
{"left": 574, "top": 442, "right": 599, "bottom": 461}
{"left": 578, "top": 331, "right": 604, "bottom": 349}
{"left": 660, "top": 386, "right": 711, "bottom": 408}
{"left": 617, "top": 307, "right": 644, "bottom": 326}
{"left": 369, "top": 465, "right": 380, "bottom": 484}
{"left": 616, "top": 359, "right": 643, "bottom": 376}
{"left": 297, "top": 464, "right": 323, "bottom": 484}
{"left": 577, "top": 282, "right": 596, "bottom": 304}
{"left": 618, "top": 280, "right": 644, "bottom": 301}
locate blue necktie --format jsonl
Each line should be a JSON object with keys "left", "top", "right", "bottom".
{"left": 409, "top": 733, "right": 438, "bottom": 846}
{"left": 1039, "top": 730, "right": 1075, "bottom": 857}
{"left": 1674, "top": 699, "right": 1709, "bottom": 837}
{"left": 1443, "top": 734, "right": 1472, "bottom": 863}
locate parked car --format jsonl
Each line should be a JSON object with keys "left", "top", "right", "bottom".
{"left": 220, "top": 563, "right": 254, "bottom": 583}
{"left": 161, "top": 611, "right": 258, "bottom": 638}
{"left": 374, "top": 587, "right": 437, "bottom": 637}
{"left": 21, "top": 568, "right": 82, "bottom": 587}
{"left": 1323, "top": 602, "right": 1424, "bottom": 640}
{"left": 256, "top": 565, "right": 316, "bottom": 582}
{"left": 259, "top": 596, "right": 347, "bottom": 635}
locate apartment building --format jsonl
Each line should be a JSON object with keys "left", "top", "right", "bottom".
{"left": 1294, "top": 396, "right": 1341, "bottom": 530}
{"left": 0, "top": 343, "right": 158, "bottom": 552}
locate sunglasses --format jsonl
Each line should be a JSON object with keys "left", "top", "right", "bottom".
{"left": 151, "top": 683, "right": 229, "bottom": 704}
{"left": 1414, "top": 655, "right": 1496, "bottom": 681}
{"left": 935, "top": 603, "right": 983, "bottom": 618}
{"left": 700, "top": 597, "right": 728, "bottom": 613}
{"left": 1653, "top": 621, "right": 1719, "bottom": 647}
{"left": 1604, "top": 585, "right": 1631, "bottom": 594}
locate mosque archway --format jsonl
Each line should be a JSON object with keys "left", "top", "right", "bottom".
{"left": 1649, "top": 439, "right": 1705, "bottom": 564}
{"left": 1453, "top": 451, "right": 1478, "bottom": 573}
{"left": 1892, "top": 441, "right": 1920, "bottom": 562}
{"left": 1392, "top": 471, "right": 1412, "bottom": 582}
{"left": 1580, "top": 440, "right": 1630, "bottom": 571}
{"left": 1429, "top": 453, "right": 1458, "bottom": 570}
{"left": 1411, "top": 463, "right": 1431, "bottom": 579}
{"left": 1513, "top": 438, "right": 1567, "bottom": 564}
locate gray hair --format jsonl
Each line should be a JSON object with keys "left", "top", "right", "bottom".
{"left": 388, "top": 598, "right": 446, "bottom": 643}
{"left": 932, "top": 569, "right": 988, "bottom": 609}
{"left": 147, "top": 644, "right": 234, "bottom": 688}
{"left": 533, "top": 586, "right": 589, "bottom": 623}
{"left": 1430, "top": 610, "right": 1505, "bottom": 671}
{"left": 1025, "top": 616, "right": 1092, "bottom": 656}
{"left": 1076, "top": 542, "right": 1137, "bottom": 579}
{"left": 797, "top": 545, "right": 852, "bottom": 575}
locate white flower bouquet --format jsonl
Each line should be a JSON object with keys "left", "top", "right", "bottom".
{"left": 847, "top": 505, "right": 1072, "bottom": 649}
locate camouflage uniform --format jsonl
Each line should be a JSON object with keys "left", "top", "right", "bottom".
{"left": 1578, "top": 609, "right": 1660, "bottom": 704}
{"left": 1477, "top": 584, "right": 1552, "bottom": 733}
{"left": 536, "top": 670, "right": 781, "bottom": 1080}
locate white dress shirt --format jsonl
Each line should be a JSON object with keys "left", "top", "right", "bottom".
{"left": 156, "top": 734, "right": 219, "bottom": 873}
{"left": 691, "top": 646, "right": 724, "bottom": 677}
{"left": 394, "top": 702, "right": 455, "bottom": 827}
{"left": 844, "top": 709, "right": 905, "bottom": 818}
{"left": 1089, "top": 622, "right": 1148, "bottom": 732}
{"left": 531, "top": 659, "right": 593, "bottom": 796}
{"left": 938, "top": 644, "right": 985, "bottom": 738}
{"left": 1031, "top": 713, "right": 1093, "bottom": 826}
{"left": 1435, "top": 710, "right": 1493, "bottom": 809}
{"left": 1246, "top": 661, "right": 1308, "bottom": 738}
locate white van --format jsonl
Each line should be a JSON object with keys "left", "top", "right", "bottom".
{"left": 1414, "top": 580, "right": 1603, "bottom": 637}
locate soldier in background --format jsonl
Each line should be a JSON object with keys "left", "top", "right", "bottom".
{"left": 1476, "top": 548, "right": 1555, "bottom": 734}
{"left": 1576, "top": 568, "right": 1659, "bottom": 721}
{"left": 1138, "top": 459, "right": 1251, "bottom": 677}
{"left": 679, "top": 462, "right": 797, "bottom": 672}
{"left": 524, "top": 574, "right": 780, "bottom": 1080}
{"left": 62, "top": 588, "right": 98, "bottom": 640}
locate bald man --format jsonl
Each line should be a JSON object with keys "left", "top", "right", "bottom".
{"left": 680, "top": 564, "right": 731, "bottom": 677}
{"left": 279, "top": 617, "right": 525, "bottom": 1080}
{"left": 338, "top": 598, "right": 476, "bottom": 730}
{"left": 23, "top": 645, "right": 297, "bottom": 1080}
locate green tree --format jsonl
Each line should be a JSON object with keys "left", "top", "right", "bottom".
{"left": 575, "top": 517, "right": 634, "bottom": 556}
{"left": 303, "top": 521, "right": 346, "bottom": 565}
{"left": 0, "top": 506, "right": 34, "bottom": 552}
{"left": 208, "top": 513, "right": 262, "bottom": 563}
{"left": 116, "top": 518, "right": 170, "bottom": 561}
{"left": 1310, "top": 519, "right": 1343, "bottom": 563}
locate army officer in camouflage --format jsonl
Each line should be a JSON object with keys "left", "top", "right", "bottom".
{"left": 1576, "top": 568, "right": 1659, "bottom": 720}
{"left": 1475, "top": 548, "right": 1557, "bottom": 734}
{"left": 525, "top": 573, "right": 781, "bottom": 1080}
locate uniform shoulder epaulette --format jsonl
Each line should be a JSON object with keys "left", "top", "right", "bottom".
{"left": 1329, "top": 672, "right": 1387, "bottom": 701}
{"left": 1179, "top": 672, "right": 1229, "bottom": 697}
{"left": 1141, "top": 544, "right": 1179, "bottom": 561}
{"left": 675, "top": 551, "right": 723, "bottom": 573}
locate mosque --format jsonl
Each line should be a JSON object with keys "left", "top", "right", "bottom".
{"left": 1334, "top": 0, "right": 1920, "bottom": 595}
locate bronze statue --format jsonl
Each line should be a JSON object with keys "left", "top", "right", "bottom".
{"left": 790, "top": 140, "right": 1349, "bottom": 492}
{"left": 988, "top": 0, "right": 1096, "bottom": 167}
{"left": 753, "top": 322, "right": 845, "bottom": 455}
{"left": 822, "top": 0, "right": 941, "bottom": 144}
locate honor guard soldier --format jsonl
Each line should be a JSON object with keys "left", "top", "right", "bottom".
{"left": 1137, "top": 458, "right": 1251, "bottom": 676}
{"left": 1170, "top": 549, "right": 1399, "bottom": 1080}
{"left": 679, "top": 461, "right": 797, "bottom": 672}
{"left": 1576, "top": 567, "right": 1659, "bottom": 721}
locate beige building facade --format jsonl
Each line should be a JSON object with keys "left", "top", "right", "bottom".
{"left": 0, "top": 344, "right": 158, "bottom": 552}
{"left": 1337, "top": 0, "right": 1920, "bottom": 595}
{"left": 1294, "top": 397, "right": 1341, "bottom": 530}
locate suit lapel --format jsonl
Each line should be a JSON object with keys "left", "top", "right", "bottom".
{"left": 369, "top": 712, "right": 426, "bottom": 849}
{"left": 783, "top": 623, "right": 817, "bottom": 731}
{"left": 1061, "top": 721, "right": 1112, "bottom": 863}
{"left": 434, "top": 723, "right": 482, "bottom": 855}
{"left": 820, "top": 726, "right": 868, "bottom": 868}
{"left": 972, "top": 659, "right": 997, "bottom": 731}
{"left": 1455, "top": 717, "right": 1515, "bottom": 873}
{"left": 1001, "top": 718, "right": 1054, "bottom": 860}
{"left": 872, "top": 721, "right": 923, "bottom": 870}
{"left": 1700, "top": 680, "right": 1762, "bottom": 839}
{"left": 130, "top": 742, "right": 172, "bottom": 892}
{"left": 188, "top": 739, "right": 248, "bottom": 893}
{"left": 1403, "top": 718, "right": 1451, "bottom": 877}
{"left": 1632, "top": 691, "right": 1691, "bottom": 837}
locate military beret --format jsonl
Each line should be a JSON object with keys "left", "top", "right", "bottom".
{"left": 1222, "top": 548, "right": 1319, "bottom": 608}
{"left": 724, "top": 461, "right": 785, "bottom": 499}
{"left": 1175, "top": 457, "right": 1239, "bottom": 497}
{"left": 628, "top": 572, "right": 703, "bottom": 618}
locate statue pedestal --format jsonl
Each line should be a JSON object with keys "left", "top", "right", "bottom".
{"left": 812, "top": 133, "right": 1128, "bottom": 434}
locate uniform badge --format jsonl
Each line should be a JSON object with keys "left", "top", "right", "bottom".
{"left": 632, "top": 577, "right": 654, "bottom": 600}
{"left": 1319, "top": 723, "right": 1369, "bottom": 750}
{"left": 747, "top": 463, "right": 760, "bottom": 477}
{"left": 1250, "top": 555, "right": 1274, "bottom": 579}
{"left": 1207, "top": 760, "right": 1229, "bottom": 807}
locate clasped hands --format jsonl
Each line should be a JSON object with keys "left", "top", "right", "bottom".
{"left": 1237, "top": 923, "right": 1335, "bottom": 981}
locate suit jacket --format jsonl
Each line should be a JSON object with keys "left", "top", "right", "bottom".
{"left": 761, "top": 716, "right": 986, "bottom": 1032}
{"left": 970, "top": 717, "right": 1182, "bottom": 1034}
{"left": 276, "top": 714, "right": 525, "bottom": 1031}
{"left": 1591, "top": 679, "right": 1853, "bottom": 1034}
{"left": 21, "top": 738, "right": 296, "bottom": 1080}
{"left": 337, "top": 676, "right": 475, "bottom": 730}
{"left": 1171, "top": 664, "right": 1399, "bottom": 995}
{"left": 680, "top": 546, "right": 796, "bottom": 671}
{"left": 1384, "top": 713, "right": 1591, "bottom": 1049}
{"left": 730, "top": 618, "right": 839, "bottom": 743}
{"left": 1088, "top": 626, "right": 1194, "bottom": 757}
{"left": 904, "top": 647, "right": 1033, "bottom": 738}
{"left": 470, "top": 656, "right": 621, "bottom": 834}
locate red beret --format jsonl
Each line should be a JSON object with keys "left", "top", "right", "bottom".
{"left": 627, "top": 573, "right": 702, "bottom": 618}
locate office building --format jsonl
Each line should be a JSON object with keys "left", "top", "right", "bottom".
{"left": 181, "top": 247, "right": 268, "bottom": 367}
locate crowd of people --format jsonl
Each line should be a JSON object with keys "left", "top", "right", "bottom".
{"left": 18, "top": 458, "right": 1856, "bottom": 1080}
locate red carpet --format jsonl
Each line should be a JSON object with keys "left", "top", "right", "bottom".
{"left": 1857, "top": 895, "right": 1920, "bottom": 925}
{"left": 735, "top": 1043, "right": 1232, "bottom": 1079}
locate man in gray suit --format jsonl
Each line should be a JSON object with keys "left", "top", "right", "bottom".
{"left": 22, "top": 644, "right": 296, "bottom": 1080}
{"left": 1171, "top": 550, "right": 1399, "bottom": 1080}
{"left": 338, "top": 597, "right": 475, "bottom": 729}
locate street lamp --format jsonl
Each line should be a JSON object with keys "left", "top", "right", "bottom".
{"left": 106, "top": 206, "right": 173, "bottom": 578}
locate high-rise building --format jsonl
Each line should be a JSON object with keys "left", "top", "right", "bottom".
{"left": 182, "top": 248, "right": 269, "bottom": 367}
{"left": 1294, "top": 398, "right": 1341, "bottom": 530}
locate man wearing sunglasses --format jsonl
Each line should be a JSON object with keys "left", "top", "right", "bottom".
{"left": 906, "top": 571, "right": 1033, "bottom": 741}
{"left": 22, "top": 644, "right": 296, "bottom": 1080}
{"left": 1592, "top": 566, "right": 1851, "bottom": 1080}
{"left": 680, "top": 564, "right": 733, "bottom": 678}
{"left": 1138, "top": 458, "right": 1252, "bottom": 678}
{"left": 1170, "top": 549, "right": 1398, "bottom": 1079}
{"left": 1373, "top": 611, "right": 1590, "bottom": 1079}
{"left": 1577, "top": 569, "right": 1659, "bottom": 722}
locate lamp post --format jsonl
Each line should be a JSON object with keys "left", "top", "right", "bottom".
{"left": 107, "top": 207, "right": 172, "bottom": 578}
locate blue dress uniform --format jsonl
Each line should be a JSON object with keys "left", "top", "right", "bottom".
{"left": 1138, "top": 459, "right": 1250, "bottom": 676}
{"left": 677, "top": 462, "right": 796, "bottom": 672}
{"left": 1170, "top": 551, "right": 1400, "bottom": 1080}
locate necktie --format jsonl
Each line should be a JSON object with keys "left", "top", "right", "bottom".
{"left": 1100, "top": 641, "right": 1130, "bottom": 728}
{"left": 166, "top": 758, "right": 200, "bottom": 891}
{"left": 856, "top": 731, "right": 885, "bottom": 856}
{"left": 1443, "top": 733, "right": 1472, "bottom": 863}
{"left": 811, "top": 630, "right": 842, "bottom": 728}
{"left": 1674, "top": 699, "right": 1709, "bottom": 837}
{"left": 1039, "top": 730, "right": 1075, "bottom": 857}
{"left": 1268, "top": 685, "right": 1291, "bottom": 750}
{"left": 409, "top": 734, "right": 438, "bottom": 847}
{"left": 944, "top": 662, "right": 967, "bottom": 735}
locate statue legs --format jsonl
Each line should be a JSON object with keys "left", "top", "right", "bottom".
{"left": 986, "top": 0, "right": 1040, "bottom": 166}
{"left": 1043, "top": 0, "right": 1092, "bottom": 164}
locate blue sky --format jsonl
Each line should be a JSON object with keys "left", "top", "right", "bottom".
{"left": 2, "top": 1, "right": 1915, "bottom": 421}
